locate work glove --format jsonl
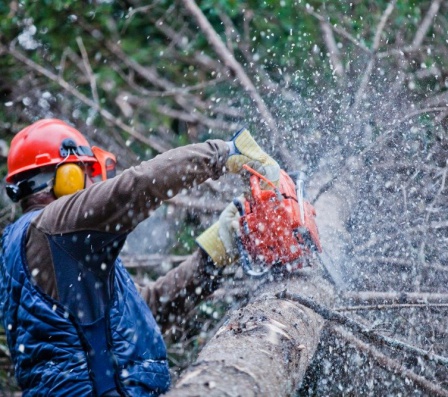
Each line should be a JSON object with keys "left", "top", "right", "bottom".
{"left": 226, "top": 128, "right": 280, "bottom": 186}
{"left": 196, "top": 199, "right": 243, "bottom": 267}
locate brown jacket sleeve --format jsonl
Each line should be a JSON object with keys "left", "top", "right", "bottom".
{"left": 136, "top": 249, "right": 223, "bottom": 332}
{"left": 33, "top": 139, "right": 228, "bottom": 235}
{"left": 26, "top": 140, "right": 229, "bottom": 301}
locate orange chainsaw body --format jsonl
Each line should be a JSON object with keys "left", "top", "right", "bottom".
{"left": 239, "top": 170, "right": 321, "bottom": 269}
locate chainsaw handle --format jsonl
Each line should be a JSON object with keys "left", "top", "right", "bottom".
{"left": 242, "top": 164, "right": 277, "bottom": 189}
{"left": 233, "top": 198, "right": 249, "bottom": 235}
{"left": 233, "top": 197, "right": 245, "bottom": 216}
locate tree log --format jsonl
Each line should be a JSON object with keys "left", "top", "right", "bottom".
{"left": 164, "top": 270, "right": 334, "bottom": 397}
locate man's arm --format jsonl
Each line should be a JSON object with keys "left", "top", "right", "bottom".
{"left": 136, "top": 249, "right": 223, "bottom": 332}
{"left": 136, "top": 198, "right": 249, "bottom": 332}
{"left": 35, "top": 139, "right": 229, "bottom": 235}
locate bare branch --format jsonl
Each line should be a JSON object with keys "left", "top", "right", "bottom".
{"left": 122, "top": 253, "right": 189, "bottom": 271}
{"left": 304, "top": 6, "right": 371, "bottom": 53}
{"left": 180, "top": 0, "right": 279, "bottom": 134}
{"left": 98, "top": 32, "right": 242, "bottom": 131}
{"left": 354, "top": 255, "right": 422, "bottom": 267}
{"left": 108, "top": 58, "right": 241, "bottom": 125}
{"left": 319, "top": 18, "right": 345, "bottom": 80}
{"left": 344, "top": 291, "right": 448, "bottom": 305}
{"left": 352, "top": 0, "right": 397, "bottom": 110}
{"left": 278, "top": 290, "right": 448, "bottom": 368}
{"left": 121, "top": 3, "right": 161, "bottom": 33}
{"left": 76, "top": 36, "right": 100, "bottom": 107}
{"left": 232, "top": 14, "right": 306, "bottom": 111}
{"left": 354, "top": 255, "right": 448, "bottom": 271}
{"left": 155, "top": 104, "right": 239, "bottom": 131}
{"left": 313, "top": 103, "right": 448, "bottom": 203}
{"left": 373, "top": 0, "right": 397, "bottom": 51}
{"left": 411, "top": 0, "right": 443, "bottom": 49}
{"left": 2, "top": 42, "right": 170, "bottom": 153}
{"left": 148, "top": 13, "right": 228, "bottom": 75}
{"left": 361, "top": 259, "right": 448, "bottom": 275}
{"left": 395, "top": 106, "right": 448, "bottom": 124}
{"left": 418, "top": 91, "right": 448, "bottom": 108}
{"left": 336, "top": 303, "right": 448, "bottom": 312}
{"left": 102, "top": 39, "right": 176, "bottom": 93}
{"left": 58, "top": 47, "right": 75, "bottom": 78}
{"left": 377, "top": 44, "right": 433, "bottom": 58}
{"left": 166, "top": 193, "right": 227, "bottom": 213}
{"left": 116, "top": 91, "right": 240, "bottom": 131}
{"left": 77, "top": 18, "right": 212, "bottom": 123}
{"left": 217, "top": 9, "right": 236, "bottom": 56}
{"left": 334, "top": 327, "right": 448, "bottom": 397}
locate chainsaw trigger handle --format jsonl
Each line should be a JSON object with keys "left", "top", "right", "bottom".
{"left": 242, "top": 164, "right": 277, "bottom": 190}
{"left": 233, "top": 198, "right": 250, "bottom": 235}
{"left": 233, "top": 198, "right": 245, "bottom": 216}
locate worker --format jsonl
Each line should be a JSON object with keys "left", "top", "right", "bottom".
{"left": 0, "top": 119, "right": 279, "bottom": 396}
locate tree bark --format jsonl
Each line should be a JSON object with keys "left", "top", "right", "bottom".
{"left": 164, "top": 270, "right": 334, "bottom": 397}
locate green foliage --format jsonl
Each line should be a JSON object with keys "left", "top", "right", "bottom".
{"left": 1, "top": 0, "right": 443, "bottom": 144}
{"left": 172, "top": 221, "right": 200, "bottom": 255}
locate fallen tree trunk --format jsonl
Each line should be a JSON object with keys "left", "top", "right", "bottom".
{"left": 164, "top": 270, "right": 334, "bottom": 397}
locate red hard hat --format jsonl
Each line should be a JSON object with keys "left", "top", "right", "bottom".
{"left": 6, "top": 119, "right": 98, "bottom": 183}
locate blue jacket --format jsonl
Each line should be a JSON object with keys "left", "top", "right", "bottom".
{"left": 0, "top": 210, "right": 170, "bottom": 396}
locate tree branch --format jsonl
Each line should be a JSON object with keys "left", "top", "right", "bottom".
{"left": 411, "top": 0, "right": 443, "bottom": 49}
{"left": 336, "top": 303, "right": 448, "bottom": 312}
{"left": 180, "top": 0, "right": 279, "bottom": 134}
{"left": 377, "top": 45, "right": 433, "bottom": 58}
{"left": 304, "top": 6, "right": 371, "bottom": 53}
{"left": 120, "top": 92, "right": 239, "bottom": 131}
{"left": 319, "top": 18, "right": 345, "bottom": 81}
{"left": 352, "top": 0, "right": 397, "bottom": 110}
{"left": 278, "top": 290, "right": 448, "bottom": 368}
{"left": 354, "top": 253, "right": 448, "bottom": 274}
{"left": 394, "top": 107, "right": 448, "bottom": 125}
{"left": 148, "top": 13, "right": 228, "bottom": 76}
{"left": 1, "top": 42, "right": 170, "bottom": 153}
{"left": 334, "top": 327, "right": 448, "bottom": 397}
{"left": 78, "top": 17, "right": 217, "bottom": 126}
{"left": 76, "top": 36, "right": 100, "bottom": 108}
{"left": 344, "top": 291, "right": 448, "bottom": 305}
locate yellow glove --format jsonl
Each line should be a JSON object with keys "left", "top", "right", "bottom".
{"left": 196, "top": 200, "right": 242, "bottom": 267}
{"left": 226, "top": 128, "right": 280, "bottom": 186}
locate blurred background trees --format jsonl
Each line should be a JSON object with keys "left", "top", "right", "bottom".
{"left": 1, "top": 0, "right": 448, "bottom": 395}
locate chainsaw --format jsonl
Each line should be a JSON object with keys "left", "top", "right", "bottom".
{"left": 234, "top": 164, "right": 322, "bottom": 277}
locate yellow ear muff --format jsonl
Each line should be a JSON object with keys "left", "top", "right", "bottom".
{"left": 53, "top": 163, "right": 85, "bottom": 198}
